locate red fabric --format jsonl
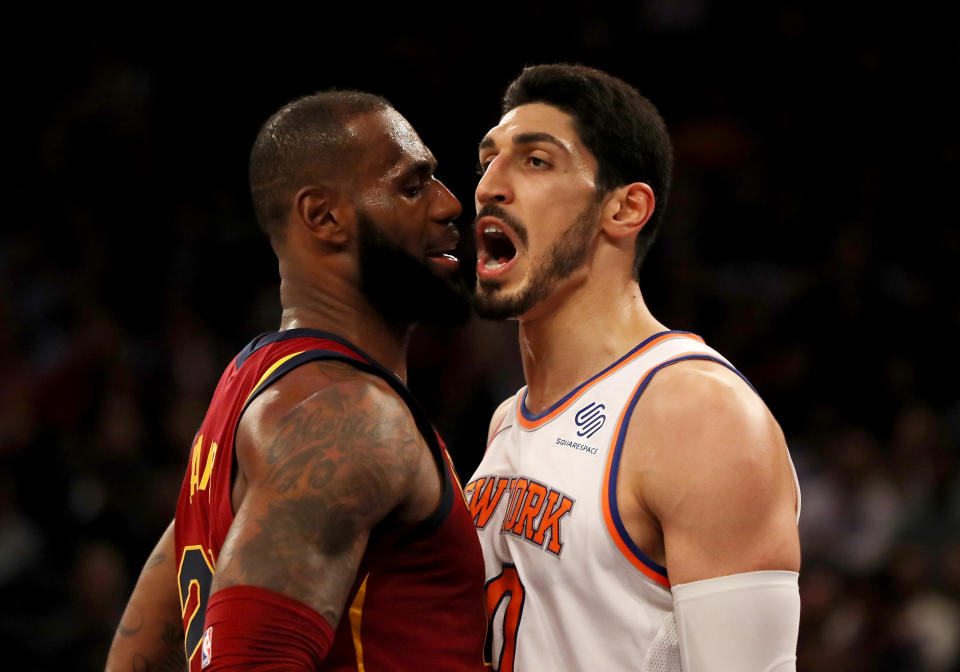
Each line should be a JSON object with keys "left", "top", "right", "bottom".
{"left": 174, "top": 331, "right": 488, "bottom": 670}
{"left": 202, "top": 585, "right": 334, "bottom": 671}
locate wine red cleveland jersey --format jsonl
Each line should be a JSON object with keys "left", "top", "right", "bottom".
{"left": 173, "top": 329, "right": 487, "bottom": 671}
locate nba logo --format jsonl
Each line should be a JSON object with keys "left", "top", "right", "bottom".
{"left": 201, "top": 626, "right": 213, "bottom": 668}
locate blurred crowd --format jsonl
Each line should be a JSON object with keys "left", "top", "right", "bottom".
{"left": 2, "top": 3, "right": 958, "bottom": 670}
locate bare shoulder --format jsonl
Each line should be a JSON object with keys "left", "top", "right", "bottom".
{"left": 217, "top": 360, "right": 431, "bottom": 619}
{"left": 633, "top": 359, "right": 786, "bottom": 464}
{"left": 230, "top": 358, "right": 429, "bottom": 552}
{"left": 487, "top": 395, "right": 516, "bottom": 443}
{"left": 238, "top": 359, "right": 424, "bottom": 491}
{"left": 624, "top": 359, "right": 799, "bottom": 583}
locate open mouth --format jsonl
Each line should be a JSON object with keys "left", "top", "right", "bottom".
{"left": 476, "top": 218, "right": 519, "bottom": 274}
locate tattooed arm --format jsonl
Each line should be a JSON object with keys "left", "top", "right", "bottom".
{"left": 213, "top": 361, "right": 435, "bottom": 627}
{"left": 105, "top": 519, "right": 187, "bottom": 672}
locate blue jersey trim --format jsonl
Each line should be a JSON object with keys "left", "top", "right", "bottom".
{"left": 235, "top": 332, "right": 272, "bottom": 369}
{"left": 518, "top": 330, "right": 701, "bottom": 422}
{"left": 606, "top": 354, "right": 756, "bottom": 580}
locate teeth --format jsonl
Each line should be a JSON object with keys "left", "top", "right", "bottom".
{"left": 484, "top": 226, "right": 501, "bottom": 234}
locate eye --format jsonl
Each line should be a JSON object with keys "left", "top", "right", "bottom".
{"left": 476, "top": 157, "right": 493, "bottom": 176}
{"left": 527, "top": 155, "right": 550, "bottom": 169}
{"left": 402, "top": 183, "right": 423, "bottom": 197}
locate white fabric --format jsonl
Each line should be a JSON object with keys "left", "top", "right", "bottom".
{"left": 673, "top": 570, "right": 800, "bottom": 672}
{"left": 468, "top": 333, "right": 802, "bottom": 670}
{"left": 469, "top": 332, "right": 800, "bottom": 671}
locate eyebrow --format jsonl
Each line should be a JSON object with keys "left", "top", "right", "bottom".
{"left": 478, "top": 132, "right": 569, "bottom": 153}
{"left": 396, "top": 158, "right": 437, "bottom": 182}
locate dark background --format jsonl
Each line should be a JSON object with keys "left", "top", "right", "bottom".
{"left": 2, "top": 3, "right": 958, "bottom": 670}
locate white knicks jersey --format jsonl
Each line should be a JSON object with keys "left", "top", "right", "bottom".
{"left": 466, "top": 330, "right": 801, "bottom": 672}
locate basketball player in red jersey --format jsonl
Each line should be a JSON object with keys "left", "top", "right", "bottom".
{"left": 105, "top": 91, "right": 486, "bottom": 671}
{"left": 468, "top": 65, "right": 801, "bottom": 671}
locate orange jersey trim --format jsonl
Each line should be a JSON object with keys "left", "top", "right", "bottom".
{"left": 600, "top": 367, "right": 674, "bottom": 588}
{"left": 516, "top": 332, "right": 704, "bottom": 430}
{"left": 600, "top": 350, "right": 737, "bottom": 590}
{"left": 486, "top": 415, "right": 510, "bottom": 451}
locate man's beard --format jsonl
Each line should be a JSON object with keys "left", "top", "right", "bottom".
{"left": 473, "top": 199, "right": 600, "bottom": 321}
{"left": 356, "top": 212, "right": 472, "bottom": 329}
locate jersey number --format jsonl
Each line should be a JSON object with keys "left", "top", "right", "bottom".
{"left": 485, "top": 565, "right": 525, "bottom": 672}
{"left": 178, "top": 546, "right": 215, "bottom": 661}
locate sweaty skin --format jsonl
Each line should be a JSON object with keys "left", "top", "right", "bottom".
{"left": 214, "top": 359, "right": 443, "bottom": 625}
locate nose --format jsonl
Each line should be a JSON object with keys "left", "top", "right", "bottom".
{"left": 430, "top": 178, "right": 462, "bottom": 223}
{"left": 475, "top": 156, "right": 513, "bottom": 207}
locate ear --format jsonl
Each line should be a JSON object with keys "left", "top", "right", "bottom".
{"left": 601, "top": 182, "right": 655, "bottom": 240}
{"left": 292, "top": 185, "right": 350, "bottom": 246}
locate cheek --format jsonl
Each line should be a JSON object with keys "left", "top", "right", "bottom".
{"left": 555, "top": 177, "right": 596, "bottom": 208}
{"left": 526, "top": 173, "right": 592, "bottom": 210}
{"left": 523, "top": 230, "right": 558, "bottom": 266}
{"left": 522, "top": 188, "right": 592, "bottom": 239}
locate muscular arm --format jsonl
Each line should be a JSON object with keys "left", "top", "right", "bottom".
{"left": 621, "top": 361, "right": 800, "bottom": 671}
{"left": 213, "top": 364, "right": 428, "bottom": 626}
{"left": 624, "top": 361, "right": 800, "bottom": 582}
{"left": 105, "top": 520, "right": 186, "bottom": 672}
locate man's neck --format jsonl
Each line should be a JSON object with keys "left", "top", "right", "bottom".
{"left": 517, "top": 274, "right": 666, "bottom": 414}
{"left": 278, "top": 275, "right": 412, "bottom": 382}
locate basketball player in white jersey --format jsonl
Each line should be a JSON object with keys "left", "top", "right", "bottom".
{"left": 465, "top": 64, "right": 801, "bottom": 671}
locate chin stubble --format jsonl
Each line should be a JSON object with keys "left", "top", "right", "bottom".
{"left": 473, "top": 202, "right": 598, "bottom": 320}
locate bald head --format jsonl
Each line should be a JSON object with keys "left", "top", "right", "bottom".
{"left": 249, "top": 90, "right": 392, "bottom": 241}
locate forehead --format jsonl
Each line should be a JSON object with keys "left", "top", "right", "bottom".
{"left": 350, "top": 108, "right": 434, "bottom": 180}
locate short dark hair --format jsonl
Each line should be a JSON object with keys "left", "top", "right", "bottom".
{"left": 502, "top": 64, "right": 673, "bottom": 278}
{"left": 249, "top": 90, "right": 391, "bottom": 240}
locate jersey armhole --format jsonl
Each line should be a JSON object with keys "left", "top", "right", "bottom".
{"left": 229, "top": 349, "right": 455, "bottom": 542}
{"left": 486, "top": 395, "right": 517, "bottom": 452}
{"left": 602, "top": 354, "right": 757, "bottom": 590}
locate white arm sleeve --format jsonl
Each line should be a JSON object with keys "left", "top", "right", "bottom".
{"left": 672, "top": 570, "right": 800, "bottom": 672}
